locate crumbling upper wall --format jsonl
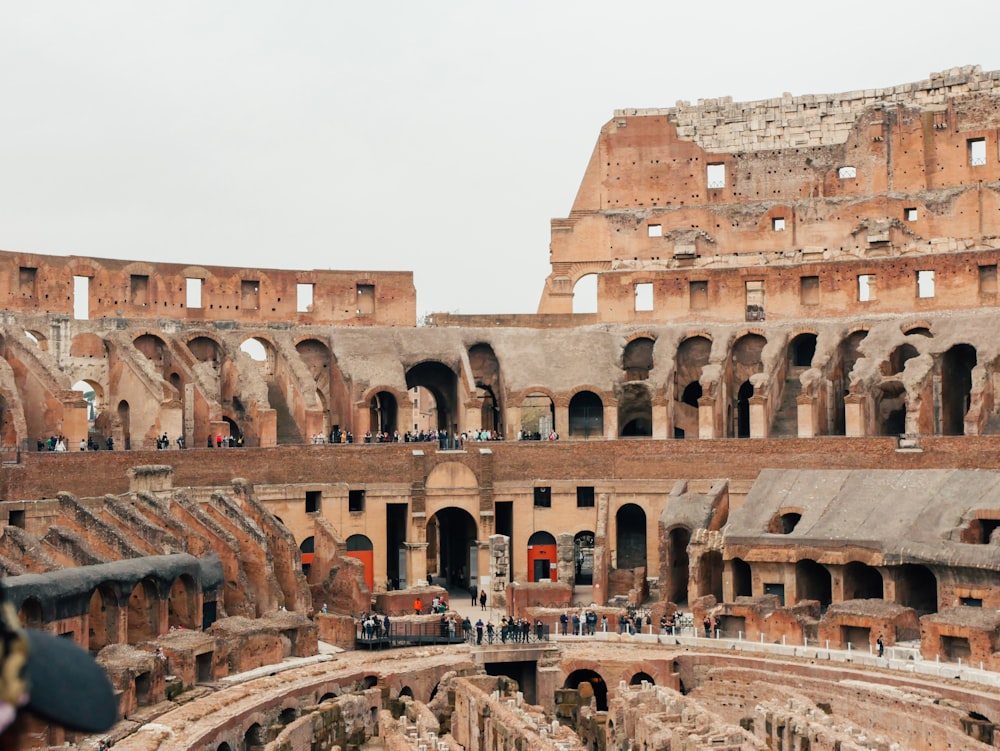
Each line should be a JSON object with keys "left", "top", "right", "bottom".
{"left": 622, "top": 65, "right": 1000, "bottom": 153}
{"left": 0, "top": 250, "right": 416, "bottom": 326}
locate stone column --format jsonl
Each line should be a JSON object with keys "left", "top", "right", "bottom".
{"left": 652, "top": 396, "right": 669, "bottom": 439}
{"left": 796, "top": 393, "right": 816, "bottom": 437}
{"left": 505, "top": 404, "right": 521, "bottom": 440}
{"left": 697, "top": 395, "right": 717, "bottom": 439}
{"left": 749, "top": 394, "right": 768, "bottom": 438}
{"left": 844, "top": 393, "right": 868, "bottom": 437}
{"left": 556, "top": 532, "right": 576, "bottom": 585}
{"left": 593, "top": 492, "right": 610, "bottom": 606}
{"left": 405, "top": 541, "right": 429, "bottom": 588}
{"left": 489, "top": 535, "right": 510, "bottom": 610}
{"left": 554, "top": 400, "right": 570, "bottom": 439}
{"left": 603, "top": 401, "right": 618, "bottom": 439}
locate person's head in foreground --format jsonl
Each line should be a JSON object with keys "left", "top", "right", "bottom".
{"left": 0, "top": 584, "right": 117, "bottom": 748}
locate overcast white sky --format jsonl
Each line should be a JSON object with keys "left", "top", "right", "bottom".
{"left": 1, "top": 2, "right": 997, "bottom": 317}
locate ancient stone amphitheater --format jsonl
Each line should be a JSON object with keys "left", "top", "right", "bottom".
{"left": 5, "top": 66, "right": 1000, "bottom": 751}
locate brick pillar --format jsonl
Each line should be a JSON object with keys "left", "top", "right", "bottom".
{"left": 697, "top": 395, "right": 717, "bottom": 439}
{"left": 603, "top": 401, "right": 618, "bottom": 439}
{"left": 554, "top": 400, "right": 569, "bottom": 439}
{"left": 796, "top": 393, "right": 816, "bottom": 437}
{"left": 749, "top": 394, "right": 768, "bottom": 438}
{"left": 652, "top": 396, "right": 669, "bottom": 439}
{"left": 844, "top": 393, "right": 868, "bottom": 437}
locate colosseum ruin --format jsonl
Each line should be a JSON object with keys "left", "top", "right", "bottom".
{"left": 5, "top": 66, "right": 1000, "bottom": 751}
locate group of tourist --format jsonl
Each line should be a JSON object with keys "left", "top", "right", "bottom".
{"left": 358, "top": 611, "right": 391, "bottom": 639}
{"left": 516, "top": 429, "right": 559, "bottom": 441}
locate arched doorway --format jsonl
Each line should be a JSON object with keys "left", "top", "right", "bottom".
{"left": 405, "top": 362, "right": 458, "bottom": 442}
{"left": 795, "top": 559, "right": 832, "bottom": 610}
{"left": 574, "top": 531, "right": 595, "bottom": 585}
{"left": 940, "top": 344, "right": 976, "bottom": 435}
{"left": 346, "top": 535, "right": 374, "bottom": 591}
{"left": 667, "top": 527, "right": 690, "bottom": 604}
{"left": 167, "top": 574, "right": 197, "bottom": 629}
{"left": 843, "top": 562, "right": 884, "bottom": 600}
{"left": 788, "top": 333, "right": 817, "bottom": 367}
{"left": 895, "top": 564, "right": 938, "bottom": 614}
{"left": 622, "top": 337, "right": 654, "bottom": 381}
{"left": 697, "top": 550, "right": 723, "bottom": 601}
{"left": 469, "top": 344, "right": 504, "bottom": 435}
{"left": 426, "top": 507, "right": 478, "bottom": 589}
{"left": 616, "top": 504, "right": 647, "bottom": 571}
{"left": 629, "top": 671, "right": 655, "bottom": 686}
{"left": 299, "top": 536, "right": 315, "bottom": 575}
{"left": 117, "top": 399, "right": 131, "bottom": 450}
{"left": 731, "top": 333, "right": 766, "bottom": 437}
{"left": 369, "top": 391, "right": 398, "bottom": 436}
{"left": 569, "top": 391, "right": 604, "bottom": 439}
{"left": 618, "top": 383, "right": 652, "bottom": 437}
{"left": 563, "top": 668, "right": 608, "bottom": 711}
{"left": 88, "top": 585, "right": 117, "bottom": 653}
{"left": 731, "top": 558, "right": 752, "bottom": 598}
{"left": 736, "top": 380, "right": 753, "bottom": 438}
{"left": 127, "top": 577, "right": 159, "bottom": 642}
{"left": 520, "top": 392, "right": 555, "bottom": 439}
{"left": 527, "top": 531, "right": 557, "bottom": 582}
{"left": 572, "top": 274, "right": 598, "bottom": 314}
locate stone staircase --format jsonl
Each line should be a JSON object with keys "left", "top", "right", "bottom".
{"left": 268, "top": 382, "right": 302, "bottom": 444}
{"left": 770, "top": 368, "right": 804, "bottom": 437}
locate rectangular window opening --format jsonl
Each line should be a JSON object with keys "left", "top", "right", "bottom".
{"left": 241, "top": 280, "right": 260, "bottom": 310}
{"left": 800, "top": 276, "right": 819, "bottom": 306}
{"left": 837, "top": 166, "right": 857, "bottom": 179}
{"left": 348, "top": 489, "right": 365, "bottom": 513}
{"left": 131, "top": 274, "right": 149, "bottom": 306}
{"left": 576, "top": 486, "right": 595, "bottom": 508}
{"left": 296, "top": 283, "right": 314, "bottom": 313}
{"left": 980, "top": 264, "right": 998, "bottom": 295}
{"left": 858, "top": 274, "right": 876, "bottom": 302}
{"left": 186, "top": 278, "right": 203, "bottom": 309}
{"left": 18, "top": 267, "right": 36, "bottom": 299}
{"left": 772, "top": 217, "right": 786, "bottom": 231}
{"left": 305, "top": 491, "right": 321, "bottom": 514}
{"left": 707, "top": 163, "right": 726, "bottom": 189}
{"left": 689, "top": 280, "right": 708, "bottom": 310}
{"left": 73, "top": 276, "right": 89, "bottom": 320}
{"left": 634, "top": 282, "right": 653, "bottom": 312}
{"left": 960, "top": 597, "right": 983, "bottom": 607}
{"left": 8, "top": 510, "right": 24, "bottom": 529}
{"left": 356, "top": 284, "right": 375, "bottom": 315}
{"left": 917, "top": 270, "right": 935, "bottom": 298}
{"left": 904, "top": 207, "right": 918, "bottom": 222}
{"left": 533, "top": 486, "right": 551, "bottom": 508}
{"left": 745, "top": 280, "right": 765, "bottom": 321}
{"left": 969, "top": 137, "right": 987, "bottom": 167}
{"left": 647, "top": 224, "right": 662, "bottom": 238}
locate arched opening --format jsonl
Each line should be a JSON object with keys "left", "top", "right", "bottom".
{"left": 629, "top": 671, "right": 655, "bottom": 686}
{"left": 244, "top": 723, "right": 265, "bottom": 751}
{"left": 731, "top": 558, "right": 752, "bottom": 598}
{"left": 398, "top": 686, "right": 414, "bottom": 699}
{"left": 895, "top": 564, "right": 938, "bottom": 614}
{"left": 240, "top": 337, "right": 269, "bottom": 364}
{"left": 519, "top": 392, "right": 555, "bottom": 439}
{"left": 768, "top": 511, "right": 802, "bottom": 534}
{"left": 569, "top": 391, "right": 603, "bottom": 439}
{"left": 222, "top": 416, "right": 242, "bottom": 445}
{"left": 346, "top": 535, "right": 375, "bottom": 592}
{"left": 574, "top": 531, "right": 595, "bottom": 585}
{"left": 299, "top": 536, "right": 315, "bottom": 575}
{"left": 731, "top": 333, "right": 766, "bottom": 437}
{"left": 832, "top": 330, "right": 867, "bottom": 436}
{"left": 878, "top": 382, "right": 907, "bottom": 436}
{"left": 88, "top": 585, "right": 117, "bottom": 653}
{"left": 572, "top": 274, "right": 598, "bottom": 314}
{"left": 527, "top": 531, "right": 557, "bottom": 582}
{"left": 788, "top": 333, "right": 817, "bottom": 367}
{"left": 278, "top": 707, "right": 297, "bottom": 726}
{"left": 697, "top": 550, "right": 723, "bottom": 601}
{"left": 369, "top": 391, "right": 398, "bottom": 436}
{"left": 469, "top": 344, "right": 504, "bottom": 435}
{"left": 168, "top": 574, "right": 197, "bottom": 630}
{"left": 940, "top": 344, "right": 976, "bottom": 435}
{"left": 426, "top": 507, "right": 477, "bottom": 590}
{"left": 843, "top": 562, "right": 884, "bottom": 601}
{"left": 133, "top": 333, "right": 169, "bottom": 367}
{"left": 187, "top": 335, "right": 223, "bottom": 364}
{"left": 217, "top": 743, "right": 231, "bottom": 751}
{"left": 564, "top": 668, "right": 608, "bottom": 711}
{"left": 616, "top": 504, "right": 646, "bottom": 571}
{"left": 127, "top": 577, "right": 159, "bottom": 643}
{"left": 18, "top": 597, "right": 43, "bottom": 629}
{"left": 405, "top": 362, "right": 458, "bottom": 440}
{"left": 736, "top": 380, "right": 753, "bottom": 438}
{"left": 117, "top": 399, "right": 131, "bottom": 450}
{"left": 674, "top": 336, "right": 711, "bottom": 438}
{"left": 883, "top": 343, "right": 919, "bottom": 377}
{"left": 618, "top": 383, "right": 652, "bottom": 437}
{"left": 622, "top": 337, "right": 654, "bottom": 381}
{"left": 666, "top": 527, "right": 690, "bottom": 604}
{"left": 795, "top": 559, "right": 832, "bottom": 610}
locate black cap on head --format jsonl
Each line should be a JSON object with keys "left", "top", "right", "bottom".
{"left": 0, "top": 589, "right": 118, "bottom": 734}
